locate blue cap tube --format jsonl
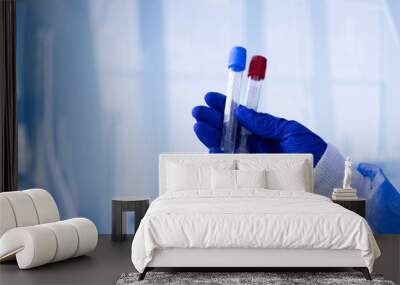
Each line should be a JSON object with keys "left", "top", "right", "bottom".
{"left": 221, "top": 46, "right": 247, "bottom": 153}
{"left": 228, "top": 46, "right": 247, "bottom": 72}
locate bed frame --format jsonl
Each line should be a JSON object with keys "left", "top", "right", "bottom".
{"left": 139, "top": 153, "right": 371, "bottom": 280}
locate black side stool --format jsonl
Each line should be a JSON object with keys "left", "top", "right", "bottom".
{"left": 332, "top": 198, "right": 366, "bottom": 218}
{"left": 112, "top": 197, "right": 149, "bottom": 242}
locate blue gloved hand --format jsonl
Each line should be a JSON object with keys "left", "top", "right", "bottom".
{"left": 192, "top": 92, "right": 327, "bottom": 166}
{"left": 358, "top": 163, "right": 400, "bottom": 234}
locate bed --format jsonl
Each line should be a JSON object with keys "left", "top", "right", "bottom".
{"left": 131, "top": 153, "right": 380, "bottom": 280}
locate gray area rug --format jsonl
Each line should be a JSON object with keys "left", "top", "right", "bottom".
{"left": 117, "top": 272, "right": 396, "bottom": 285}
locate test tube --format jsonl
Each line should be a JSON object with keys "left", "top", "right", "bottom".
{"left": 237, "top": 55, "right": 267, "bottom": 153}
{"left": 221, "top": 46, "right": 247, "bottom": 153}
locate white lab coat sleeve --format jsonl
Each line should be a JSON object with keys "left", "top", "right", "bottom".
{"left": 314, "top": 144, "right": 371, "bottom": 197}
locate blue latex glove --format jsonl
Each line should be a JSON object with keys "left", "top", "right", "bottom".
{"left": 192, "top": 92, "right": 327, "bottom": 166}
{"left": 358, "top": 163, "right": 400, "bottom": 234}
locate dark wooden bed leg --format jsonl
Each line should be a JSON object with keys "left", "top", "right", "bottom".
{"left": 138, "top": 268, "right": 148, "bottom": 281}
{"left": 354, "top": 267, "right": 371, "bottom": 280}
{"left": 361, "top": 268, "right": 372, "bottom": 280}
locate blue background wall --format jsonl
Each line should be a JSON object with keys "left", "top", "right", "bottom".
{"left": 17, "top": 0, "right": 400, "bottom": 233}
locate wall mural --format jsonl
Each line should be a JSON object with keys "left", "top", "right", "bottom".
{"left": 17, "top": 0, "right": 400, "bottom": 233}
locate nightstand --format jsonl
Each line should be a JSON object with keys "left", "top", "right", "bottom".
{"left": 332, "top": 198, "right": 366, "bottom": 218}
{"left": 112, "top": 197, "right": 149, "bottom": 242}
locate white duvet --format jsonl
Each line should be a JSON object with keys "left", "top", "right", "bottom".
{"left": 131, "top": 190, "right": 380, "bottom": 272}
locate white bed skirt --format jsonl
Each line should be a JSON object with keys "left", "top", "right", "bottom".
{"left": 148, "top": 248, "right": 366, "bottom": 268}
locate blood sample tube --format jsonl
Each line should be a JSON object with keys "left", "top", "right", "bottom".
{"left": 221, "top": 46, "right": 247, "bottom": 153}
{"left": 237, "top": 55, "right": 267, "bottom": 153}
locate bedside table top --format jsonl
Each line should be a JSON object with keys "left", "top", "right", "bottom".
{"left": 112, "top": 196, "right": 149, "bottom": 202}
{"left": 331, "top": 198, "right": 365, "bottom": 202}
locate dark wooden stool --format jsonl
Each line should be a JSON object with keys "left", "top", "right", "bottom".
{"left": 332, "top": 198, "right": 366, "bottom": 218}
{"left": 112, "top": 197, "right": 149, "bottom": 242}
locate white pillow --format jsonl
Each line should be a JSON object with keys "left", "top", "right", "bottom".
{"left": 167, "top": 160, "right": 235, "bottom": 191}
{"left": 168, "top": 163, "right": 208, "bottom": 191}
{"left": 238, "top": 159, "right": 307, "bottom": 191}
{"left": 266, "top": 167, "right": 306, "bottom": 191}
{"left": 211, "top": 168, "right": 267, "bottom": 190}
{"left": 211, "top": 168, "right": 236, "bottom": 190}
{"left": 236, "top": 169, "right": 267, "bottom": 189}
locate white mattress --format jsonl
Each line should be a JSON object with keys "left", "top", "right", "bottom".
{"left": 131, "top": 190, "right": 380, "bottom": 273}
